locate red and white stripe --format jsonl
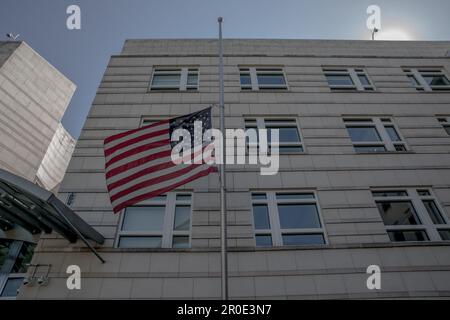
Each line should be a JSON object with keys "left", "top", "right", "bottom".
{"left": 104, "top": 120, "right": 217, "bottom": 213}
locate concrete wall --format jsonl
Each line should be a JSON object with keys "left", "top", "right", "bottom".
{"left": 20, "top": 39, "right": 450, "bottom": 299}
{"left": 0, "top": 41, "right": 76, "bottom": 182}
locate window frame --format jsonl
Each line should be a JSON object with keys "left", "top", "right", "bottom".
{"left": 239, "top": 67, "right": 288, "bottom": 91}
{"left": 372, "top": 188, "right": 450, "bottom": 242}
{"left": 403, "top": 68, "right": 450, "bottom": 91}
{"left": 323, "top": 67, "right": 375, "bottom": 91}
{"left": 0, "top": 240, "right": 35, "bottom": 299}
{"left": 115, "top": 192, "right": 193, "bottom": 249}
{"left": 149, "top": 67, "right": 199, "bottom": 91}
{"left": 251, "top": 191, "right": 327, "bottom": 247}
{"left": 344, "top": 117, "right": 408, "bottom": 153}
{"left": 244, "top": 117, "right": 305, "bottom": 154}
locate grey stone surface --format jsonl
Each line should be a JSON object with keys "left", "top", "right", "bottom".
{"left": 20, "top": 38, "right": 450, "bottom": 299}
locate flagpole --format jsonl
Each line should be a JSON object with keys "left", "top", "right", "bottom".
{"left": 218, "top": 16, "right": 228, "bottom": 300}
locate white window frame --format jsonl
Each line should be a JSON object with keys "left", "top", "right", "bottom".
{"left": 149, "top": 67, "right": 199, "bottom": 91}
{"left": 115, "top": 192, "right": 193, "bottom": 249}
{"left": 140, "top": 116, "right": 167, "bottom": 127}
{"left": 239, "top": 67, "right": 288, "bottom": 90}
{"left": 251, "top": 191, "right": 327, "bottom": 247}
{"left": 344, "top": 117, "right": 408, "bottom": 152}
{"left": 403, "top": 68, "right": 450, "bottom": 91}
{"left": 244, "top": 117, "right": 305, "bottom": 153}
{"left": 323, "top": 67, "right": 375, "bottom": 91}
{"left": 437, "top": 117, "right": 450, "bottom": 136}
{"left": 372, "top": 188, "right": 450, "bottom": 242}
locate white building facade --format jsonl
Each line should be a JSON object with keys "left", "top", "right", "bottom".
{"left": 0, "top": 41, "right": 76, "bottom": 298}
{"left": 19, "top": 39, "right": 450, "bottom": 299}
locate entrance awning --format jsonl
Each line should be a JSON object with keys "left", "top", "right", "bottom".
{"left": 0, "top": 169, "right": 105, "bottom": 262}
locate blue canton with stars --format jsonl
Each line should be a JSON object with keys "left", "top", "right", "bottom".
{"left": 169, "top": 107, "right": 212, "bottom": 149}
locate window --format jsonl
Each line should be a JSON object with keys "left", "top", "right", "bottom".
{"left": 324, "top": 68, "right": 374, "bottom": 91}
{"left": 372, "top": 188, "right": 450, "bottom": 242}
{"left": 439, "top": 229, "right": 450, "bottom": 241}
{"left": 116, "top": 193, "right": 192, "bottom": 248}
{"left": 150, "top": 68, "right": 199, "bottom": 91}
{"left": 344, "top": 118, "right": 407, "bottom": 152}
{"left": 251, "top": 192, "right": 326, "bottom": 247}
{"left": 403, "top": 68, "right": 450, "bottom": 91}
{"left": 239, "top": 67, "right": 287, "bottom": 90}
{"left": 244, "top": 118, "right": 304, "bottom": 153}
{"left": 437, "top": 117, "right": 450, "bottom": 136}
{"left": 0, "top": 240, "right": 35, "bottom": 298}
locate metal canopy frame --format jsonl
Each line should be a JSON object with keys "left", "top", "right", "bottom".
{"left": 0, "top": 169, "right": 105, "bottom": 263}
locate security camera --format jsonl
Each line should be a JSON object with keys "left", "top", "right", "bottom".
{"left": 37, "top": 276, "right": 48, "bottom": 286}
{"left": 23, "top": 277, "right": 33, "bottom": 286}
{"left": 6, "top": 33, "right": 20, "bottom": 40}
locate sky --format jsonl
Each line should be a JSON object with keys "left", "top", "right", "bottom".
{"left": 1, "top": 0, "right": 450, "bottom": 138}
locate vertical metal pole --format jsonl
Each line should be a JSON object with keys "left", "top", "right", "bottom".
{"left": 218, "top": 16, "right": 228, "bottom": 300}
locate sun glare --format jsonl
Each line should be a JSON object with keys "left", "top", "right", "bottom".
{"left": 377, "top": 29, "right": 412, "bottom": 41}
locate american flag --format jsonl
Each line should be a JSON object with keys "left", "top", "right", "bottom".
{"left": 104, "top": 107, "right": 217, "bottom": 213}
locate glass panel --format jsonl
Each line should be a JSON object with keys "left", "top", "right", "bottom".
{"left": 267, "top": 127, "right": 300, "bottom": 143}
{"left": 0, "top": 239, "right": 12, "bottom": 269}
{"left": 176, "top": 194, "right": 191, "bottom": 201}
{"left": 417, "top": 190, "right": 431, "bottom": 196}
{"left": 174, "top": 205, "right": 191, "bottom": 231}
{"left": 438, "top": 229, "right": 450, "bottom": 241}
{"left": 347, "top": 126, "right": 381, "bottom": 142}
{"left": 278, "top": 204, "right": 321, "bottom": 229}
{"left": 358, "top": 74, "right": 371, "bottom": 86}
{"left": 1, "top": 278, "right": 23, "bottom": 297}
{"left": 147, "top": 195, "right": 167, "bottom": 201}
{"left": 385, "top": 126, "right": 401, "bottom": 141}
{"left": 172, "top": 236, "right": 190, "bottom": 248}
{"left": 240, "top": 74, "right": 251, "bottom": 86}
{"left": 252, "top": 204, "right": 270, "bottom": 230}
{"left": 394, "top": 144, "right": 407, "bottom": 152}
{"left": 276, "top": 193, "right": 315, "bottom": 200}
{"left": 118, "top": 236, "right": 162, "bottom": 248}
{"left": 422, "top": 200, "right": 446, "bottom": 225}
{"left": 187, "top": 74, "right": 198, "bottom": 86}
{"left": 282, "top": 234, "right": 325, "bottom": 245}
{"left": 388, "top": 230, "right": 428, "bottom": 242}
{"left": 354, "top": 146, "right": 386, "bottom": 152}
{"left": 252, "top": 193, "right": 267, "bottom": 200}
{"left": 279, "top": 146, "right": 303, "bottom": 153}
{"left": 376, "top": 201, "right": 420, "bottom": 225}
{"left": 12, "top": 242, "right": 35, "bottom": 273}
{"left": 344, "top": 119, "right": 373, "bottom": 123}
{"left": 444, "top": 126, "right": 450, "bottom": 136}
{"left": 255, "top": 235, "right": 272, "bottom": 247}
{"left": 152, "top": 74, "right": 181, "bottom": 86}
{"left": 422, "top": 75, "right": 450, "bottom": 86}
{"left": 326, "top": 74, "right": 354, "bottom": 86}
{"left": 257, "top": 73, "right": 286, "bottom": 86}
{"left": 372, "top": 191, "right": 408, "bottom": 197}
{"left": 265, "top": 119, "right": 296, "bottom": 125}
{"left": 122, "top": 206, "right": 165, "bottom": 231}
